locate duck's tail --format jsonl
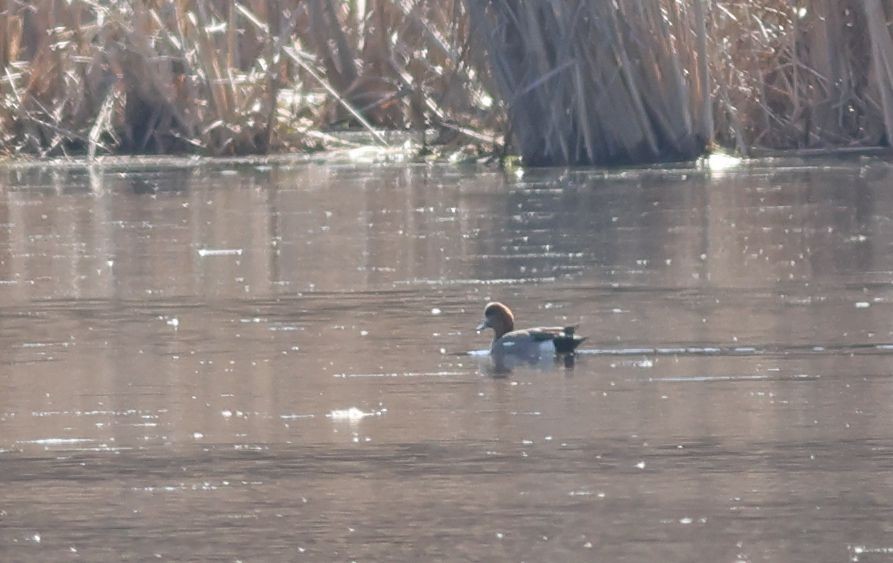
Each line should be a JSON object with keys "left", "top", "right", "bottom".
{"left": 554, "top": 328, "right": 586, "bottom": 355}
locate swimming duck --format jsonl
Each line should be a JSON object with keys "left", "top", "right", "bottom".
{"left": 476, "top": 302, "right": 585, "bottom": 366}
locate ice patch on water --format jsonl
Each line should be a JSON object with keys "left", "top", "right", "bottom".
{"left": 705, "top": 153, "right": 741, "bottom": 171}
{"left": 579, "top": 346, "right": 752, "bottom": 356}
{"left": 268, "top": 325, "right": 302, "bottom": 331}
{"left": 328, "top": 407, "right": 385, "bottom": 420}
{"left": 851, "top": 545, "right": 893, "bottom": 560}
{"left": 18, "top": 438, "right": 94, "bottom": 445}
{"left": 655, "top": 347, "right": 687, "bottom": 354}
{"left": 197, "top": 248, "right": 243, "bottom": 257}
{"left": 334, "top": 371, "right": 463, "bottom": 378}
{"left": 396, "top": 277, "right": 557, "bottom": 286}
{"left": 651, "top": 373, "right": 817, "bottom": 383}
{"left": 579, "top": 347, "right": 655, "bottom": 355}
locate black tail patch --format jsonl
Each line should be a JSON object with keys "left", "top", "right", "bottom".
{"left": 554, "top": 335, "right": 586, "bottom": 355}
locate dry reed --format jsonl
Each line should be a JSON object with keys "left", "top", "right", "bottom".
{"left": 467, "top": 0, "right": 890, "bottom": 164}
{"left": 467, "top": 1, "right": 711, "bottom": 165}
{"left": 0, "top": 0, "right": 495, "bottom": 157}
{"left": 3, "top": 1, "right": 893, "bottom": 164}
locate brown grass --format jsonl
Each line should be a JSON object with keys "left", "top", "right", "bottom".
{"left": 468, "top": 1, "right": 713, "bottom": 165}
{"left": 2, "top": 1, "right": 893, "bottom": 164}
{"left": 470, "top": 0, "right": 891, "bottom": 164}
{"left": 713, "top": 0, "right": 881, "bottom": 152}
{"left": 0, "top": 0, "right": 496, "bottom": 157}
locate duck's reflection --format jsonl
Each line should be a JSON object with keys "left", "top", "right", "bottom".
{"left": 475, "top": 350, "right": 579, "bottom": 377}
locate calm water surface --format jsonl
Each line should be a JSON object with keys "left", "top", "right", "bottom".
{"left": 2, "top": 156, "right": 893, "bottom": 561}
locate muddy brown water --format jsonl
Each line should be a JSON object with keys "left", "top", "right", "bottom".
{"left": 1, "top": 156, "right": 893, "bottom": 561}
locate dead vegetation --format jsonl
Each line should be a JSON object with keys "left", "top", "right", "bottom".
{"left": 471, "top": 0, "right": 892, "bottom": 164}
{"left": 2, "top": 1, "right": 893, "bottom": 164}
{"left": 0, "top": 0, "right": 496, "bottom": 158}
{"left": 468, "top": 1, "right": 713, "bottom": 165}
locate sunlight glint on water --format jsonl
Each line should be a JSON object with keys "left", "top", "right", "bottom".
{"left": 1, "top": 157, "right": 893, "bottom": 560}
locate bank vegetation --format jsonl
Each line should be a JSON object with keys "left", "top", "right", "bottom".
{"left": 2, "top": 1, "right": 893, "bottom": 165}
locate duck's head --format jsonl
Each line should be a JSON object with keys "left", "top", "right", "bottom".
{"left": 475, "top": 302, "right": 515, "bottom": 339}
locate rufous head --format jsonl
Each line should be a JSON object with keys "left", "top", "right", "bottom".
{"left": 475, "top": 302, "right": 515, "bottom": 339}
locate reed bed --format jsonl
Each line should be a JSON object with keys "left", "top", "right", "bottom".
{"left": 712, "top": 0, "right": 880, "bottom": 152}
{"left": 0, "top": 0, "right": 496, "bottom": 157}
{"left": 3, "top": 1, "right": 893, "bottom": 164}
{"left": 469, "top": 0, "right": 890, "bottom": 164}
{"left": 467, "top": 1, "right": 712, "bottom": 165}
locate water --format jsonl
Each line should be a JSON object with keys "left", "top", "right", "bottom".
{"left": 1, "top": 156, "right": 893, "bottom": 561}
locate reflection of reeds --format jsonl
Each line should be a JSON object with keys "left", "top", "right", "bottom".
{"left": 2, "top": 1, "right": 893, "bottom": 163}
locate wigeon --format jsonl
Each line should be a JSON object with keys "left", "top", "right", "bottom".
{"left": 476, "top": 302, "right": 585, "bottom": 367}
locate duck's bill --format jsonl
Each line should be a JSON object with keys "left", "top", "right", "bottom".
{"left": 475, "top": 320, "right": 488, "bottom": 332}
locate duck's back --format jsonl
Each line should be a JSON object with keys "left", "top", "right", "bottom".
{"left": 492, "top": 326, "right": 585, "bottom": 359}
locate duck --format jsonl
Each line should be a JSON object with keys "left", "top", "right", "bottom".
{"left": 475, "top": 302, "right": 586, "bottom": 367}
